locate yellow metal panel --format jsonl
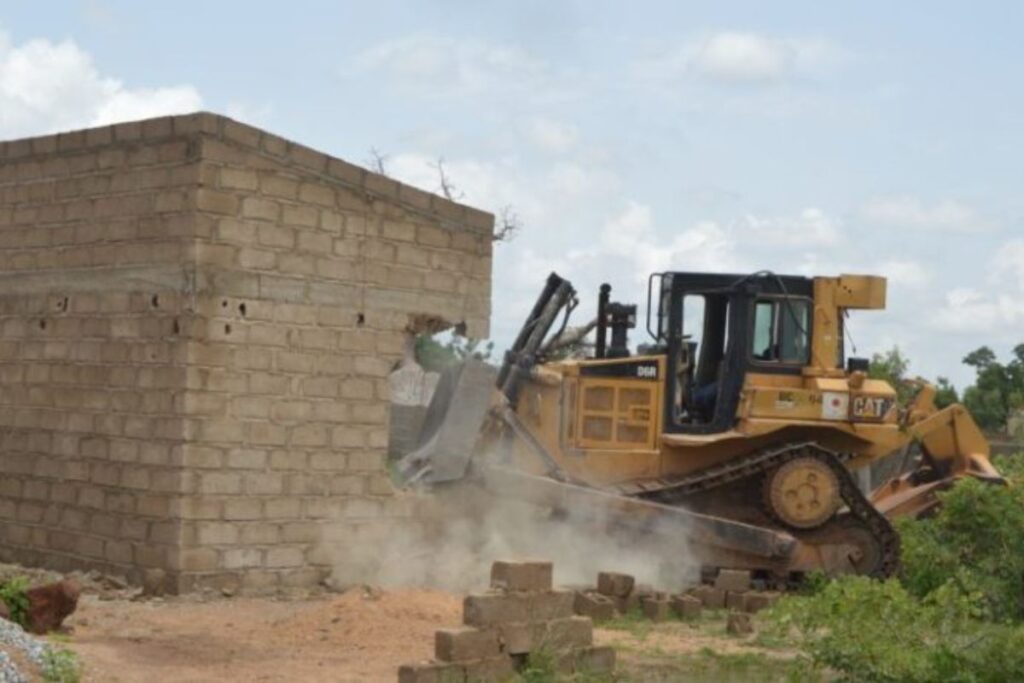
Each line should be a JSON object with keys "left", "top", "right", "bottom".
{"left": 576, "top": 378, "right": 659, "bottom": 450}
{"left": 835, "top": 274, "right": 887, "bottom": 309}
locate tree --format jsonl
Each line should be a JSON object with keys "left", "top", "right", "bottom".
{"left": 414, "top": 333, "right": 494, "bottom": 372}
{"left": 933, "top": 376, "right": 959, "bottom": 409}
{"left": 869, "top": 346, "right": 915, "bottom": 405}
{"left": 960, "top": 344, "right": 1024, "bottom": 432}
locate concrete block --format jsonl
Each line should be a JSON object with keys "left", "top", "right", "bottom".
{"left": 495, "top": 622, "right": 540, "bottom": 655}
{"left": 614, "top": 593, "right": 641, "bottom": 615}
{"left": 698, "top": 587, "right": 726, "bottom": 610}
{"left": 397, "top": 661, "right": 466, "bottom": 683}
{"left": 727, "top": 611, "right": 754, "bottom": 636}
{"left": 528, "top": 590, "right": 575, "bottom": 621}
{"left": 714, "top": 569, "right": 752, "bottom": 592}
{"left": 573, "top": 591, "right": 615, "bottom": 622}
{"left": 641, "top": 596, "right": 671, "bottom": 622}
{"left": 596, "top": 571, "right": 634, "bottom": 598}
{"left": 671, "top": 594, "right": 702, "bottom": 620}
{"left": 743, "top": 591, "right": 780, "bottom": 613}
{"left": 463, "top": 592, "right": 529, "bottom": 627}
{"left": 435, "top": 627, "right": 500, "bottom": 662}
{"left": 490, "top": 560, "right": 552, "bottom": 592}
{"left": 560, "top": 646, "right": 616, "bottom": 676}
{"left": 460, "top": 655, "right": 515, "bottom": 682}
{"left": 544, "top": 616, "right": 593, "bottom": 650}
{"left": 726, "top": 591, "right": 747, "bottom": 611}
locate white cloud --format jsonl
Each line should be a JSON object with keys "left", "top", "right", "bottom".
{"left": 930, "top": 239, "right": 1024, "bottom": 333}
{"left": 861, "top": 195, "right": 990, "bottom": 233}
{"left": 647, "top": 31, "right": 845, "bottom": 85}
{"left": 353, "top": 35, "right": 547, "bottom": 97}
{"left": 879, "top": 259, "right": 931, "bottom": 289}
{"left": 0, "top": 29, "right": 201, "bottom": 138}
{"left": 993, "top": 238, "right": 1024, "bottom": 290}
{"left": 523, "top": 117, "right": 578, "bottom": 153}
{"left": 736, "top": 207, "right": 842, "bottom": 247}
{"left": 692, "top": 32, "right": 793, "bottom": 82}
{"left": 930, "top": 287, "right": 1024, "bottom": 332}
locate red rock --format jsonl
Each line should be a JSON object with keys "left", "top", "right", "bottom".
{"left": 25, "top": 579, "right": 80, "bottom": 634}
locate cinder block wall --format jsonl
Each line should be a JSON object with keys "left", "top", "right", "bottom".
{"left": 0, "top": 113, "right": 493, "bottom": 592}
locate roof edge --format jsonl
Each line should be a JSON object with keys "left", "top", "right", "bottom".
{"left": 0, "top": 111, "right": 494, "bottom": 235}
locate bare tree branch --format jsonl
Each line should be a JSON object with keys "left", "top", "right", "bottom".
{"left": 431, "top": 157, "right": 465, "bottom": 201}
{"left": 493, "top": 204, "right": 522, "bottom": 242}
{"left": 366, "top": 147, "right": 390, "bottom": 176}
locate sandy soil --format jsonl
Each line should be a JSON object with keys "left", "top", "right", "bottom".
{"left": 62, "top": 587, "right": 462, "bottom": 683}
{"left": 48, "top": 587, "right": 789, "bottom": 682}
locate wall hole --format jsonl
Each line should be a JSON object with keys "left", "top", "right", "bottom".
{"left": 356, "top": 313, "right": 365, "bottom": 326}
{"left": 172, "top": 319, "right": 180, "bottom": 335}
{"left": 221, "top": 300, "right": 228, "bottom": 308}
{"left": 151, "top": 295, "right": 160, "bottom": 308}
{"left": 238, "top": 303, "right": 247, "bottom": 317}
{"left": 39, "top": 319, "right": 46, "bottom": 330}
{"left": 224, "top": 324, "right": 232, "bottom": 335}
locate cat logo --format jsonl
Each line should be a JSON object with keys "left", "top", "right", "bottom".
{"left": 852, "top": 395, "right": 893, "bottom": 421}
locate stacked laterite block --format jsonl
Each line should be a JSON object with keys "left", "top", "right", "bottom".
{"left": 0, "top": 113, "right": 492, "bottom": 592}
{"left": 398, "top": 561, "right": 616, "bottom": 682}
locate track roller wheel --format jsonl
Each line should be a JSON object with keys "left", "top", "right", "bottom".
{"left": 765, "top": 456, "right": 841, "bottom": 529}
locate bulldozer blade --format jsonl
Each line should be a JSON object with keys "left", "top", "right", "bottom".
{"left": 397, "top": 358, "right": 498, "bottom": 485}
{"left": 472, "top": 465, "right": 810, "bottom": 571}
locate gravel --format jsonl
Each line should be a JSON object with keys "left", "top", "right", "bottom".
{"left": 0, "top": 617, "right": 55, "bottom": 682}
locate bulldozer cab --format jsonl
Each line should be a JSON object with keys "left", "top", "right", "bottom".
{"left": 647, "top": 272, "right": 815, "bottom": 435}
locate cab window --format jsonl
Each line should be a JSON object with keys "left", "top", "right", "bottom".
{"left": 751, "top": 298, "right": 810, "bottom": 364}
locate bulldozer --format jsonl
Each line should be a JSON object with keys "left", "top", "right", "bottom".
{"left": 399, "top": 271, "right": 1003, "bottom": 581}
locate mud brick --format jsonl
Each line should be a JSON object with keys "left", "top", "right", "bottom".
{"left": 463, "top": 592, "right": 529, "bottom": 627}
{"left": 461, "top": 655, "right": 516, "bottom": 682}
{"left": 560, "top": 646, "right": 617, "bottom": 676}
{"left": 398, "top": 661, "right": 466, "bottom": 683}
{"left": 671, "top": 594, "right": 702, "bottom": 619}
{"left": 743, "top": 591, "right": 780, "bottom": 613}
{"left": 574, "top": 591, "right": 615, "bottom": 622}
{"left": 727, "top": 611, "right": 754, "bottom": 636}
{"left": 725, "top": 591, "right": 747, "bottom": 611}
{"left": 435, "top": 627, "right": 500, "bottom": 662}
{"left": 641, "top": 596, "right": 671, "bottom": 622}
{"left": 544, "top": 616, "right": 593, "bottom": 650}
{"left": 596, "top": 571, "right": 635, "bottom": 598}
{"left": 490, "top": 560, "right": 553, "bottom": 592}
{"left": 698, "top": 586, "right": 726, "bottom": 609}
{"left": 528, "top": 590, "right": 575, "bottom": 620}
{"left": 714, "top": 569, "right": 752, "bottom": 592}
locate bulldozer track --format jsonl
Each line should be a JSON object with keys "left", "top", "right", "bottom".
{"left": 625, "top": 442, "right": 901, "bottom": 578}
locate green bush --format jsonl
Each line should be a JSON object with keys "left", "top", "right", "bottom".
{"left": 767, "top": 577, "right": 1024, "bottom": 682}
{"left": 41, "top": 647, "right": 81, "bottom": 683}
{"left": 0, "top": 576, "right": 31, "bottom": 628}
{"left": 898, "top": 453, "right": 1024, "bottom": 622}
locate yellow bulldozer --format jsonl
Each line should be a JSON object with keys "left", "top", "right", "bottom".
{"left": 400, "top": 271, "right": 1003, "bottom": 581}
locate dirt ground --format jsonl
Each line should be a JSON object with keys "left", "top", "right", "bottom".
{"left": 62, "top": 587, "right": 462, "bottom": 683}
{"left": 47, "top": 587, "right": 792, "bottom": 683}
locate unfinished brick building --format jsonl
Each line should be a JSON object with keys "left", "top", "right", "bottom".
{"left": 0, "top": 113, "right": 493, "bottom": 592}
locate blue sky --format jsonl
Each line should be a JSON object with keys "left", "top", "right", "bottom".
{"left": 2, "top": 1, "right": 1023, "bottom": 388}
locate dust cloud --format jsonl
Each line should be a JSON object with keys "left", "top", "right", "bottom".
{"left": 324, "top": 468, "right": 702, "bottom": 594}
